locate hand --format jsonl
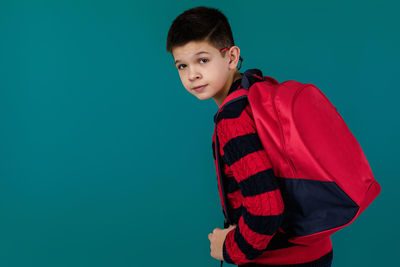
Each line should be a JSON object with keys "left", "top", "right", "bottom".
{"left": 208, "top": 224, "right": 237, "bottom": 261}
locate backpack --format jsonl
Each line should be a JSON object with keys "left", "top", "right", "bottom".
{"left": 214, "top": 68, "right": 381, "bottom": 244}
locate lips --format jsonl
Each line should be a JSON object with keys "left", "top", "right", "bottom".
{"left": 192, "top": 84, "right": 207, "bottom": 91}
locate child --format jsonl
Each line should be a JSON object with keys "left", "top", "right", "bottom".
{"left": 166, "top": 6, "right": 333, "bottom": 267}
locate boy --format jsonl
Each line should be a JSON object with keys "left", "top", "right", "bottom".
{"left": 166, "top": 6, "right": 333, "bottom": 267}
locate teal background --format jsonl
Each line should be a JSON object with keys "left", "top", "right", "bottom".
{"left": 0, "top": 0, "right": 398, "bottom": 266}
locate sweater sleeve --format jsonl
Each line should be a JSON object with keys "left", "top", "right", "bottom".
{"left": 217, "top": 109, "right": 285, "bottom": 265}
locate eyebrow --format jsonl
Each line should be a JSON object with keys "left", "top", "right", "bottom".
{"left": 174, "top": 51, "right": 210, "bottom": 65}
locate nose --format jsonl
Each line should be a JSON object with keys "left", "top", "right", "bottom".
{"left": 188, "top": 67, "right": 202, "bottom": 81}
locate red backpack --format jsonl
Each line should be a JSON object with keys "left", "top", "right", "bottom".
{"left": 215, "top": 69, "right": 381, "bottom": 243}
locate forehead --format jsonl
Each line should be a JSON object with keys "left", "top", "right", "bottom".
{"left": 172, "top": 41, "right": 219, "bottom": 64}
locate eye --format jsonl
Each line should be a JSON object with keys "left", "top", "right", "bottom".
{"left": 200, "top": 58, "right": 209, "bottom": 64}
{"left": 177, "top": 64, "right": 186, "bottom": 70}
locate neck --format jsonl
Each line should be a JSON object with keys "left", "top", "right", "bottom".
{"left": 214, "top": 70, "right": 242, "bottom": 108}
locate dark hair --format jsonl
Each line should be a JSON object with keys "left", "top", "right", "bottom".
{"left": 166, "top": 6, "right": 234, "bottom": 54}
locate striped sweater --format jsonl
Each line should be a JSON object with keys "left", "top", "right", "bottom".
{"left": 212, "top": 78, "right": 332, "bottom": 266}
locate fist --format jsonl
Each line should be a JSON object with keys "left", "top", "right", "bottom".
{"left": 208, "top": 224, "right": 237, "bottom": 261}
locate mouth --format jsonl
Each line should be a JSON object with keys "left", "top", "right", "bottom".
{"left": 192, "top": 84, "right": 207, "bottom": 91}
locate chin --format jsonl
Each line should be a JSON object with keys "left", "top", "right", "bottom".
{"left": 195, "top": 94, "right": 211, "bottom": 100}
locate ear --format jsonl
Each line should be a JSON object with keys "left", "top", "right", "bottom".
{"left": 227, "top": 46, "right": 241, "bottom": 70}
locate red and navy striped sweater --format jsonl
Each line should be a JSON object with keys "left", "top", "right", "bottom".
{"left": 212, "top": 78, "right": 333, "bottom": 266}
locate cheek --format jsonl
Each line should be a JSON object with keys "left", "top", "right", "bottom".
{"left": 179, "top": 71, "right": 188, "bottom": 80}
{"left": 178, "top": 72, "right": 185, "bottom": 83}
{"left": 210, "top": 68, "right": 227, "bottom": 88}
{"left": 210, "top": 61, "right": 228, "bottom": 81}
{"left": 178, "top": 73, "right": 190, "bottom": 89}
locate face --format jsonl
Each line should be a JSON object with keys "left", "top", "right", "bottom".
{"left": 172, "top": 40, "right": 236, "bottom": 105}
